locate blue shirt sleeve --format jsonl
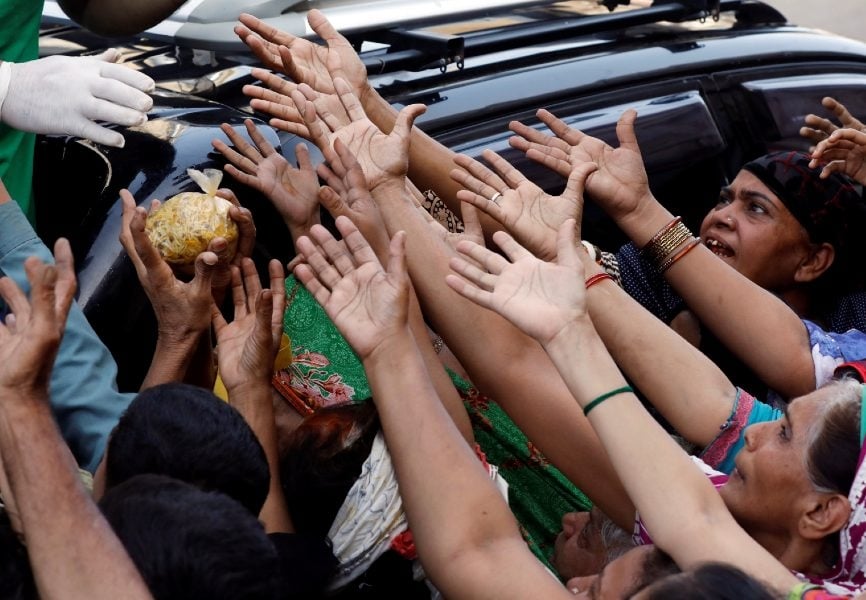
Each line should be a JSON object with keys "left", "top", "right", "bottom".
{"left": 0, "top": 200, "right": 134, "bottom": 472}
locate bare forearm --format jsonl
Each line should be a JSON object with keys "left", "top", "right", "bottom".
{"left": 140, "top": 331, "right": 202, "bottom": 391}
{"left": 616, "top": 200, "right": 814, "bottom": 398}
{"left": 57, "top": 0, "right": 187, "bottom": 36}
{"left": 582, "top": 258, "right": 736, "bottom": 447}
{"left": 373, "top": 183, "right": 634, "bottom": 529}
{"left": 0, "top": 397, "right": 151, "bottom": 599}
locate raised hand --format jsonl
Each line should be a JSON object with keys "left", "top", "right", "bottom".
{"left": 294, "top": 78, "right": 426, "bottom": 190}
{"left": 0, "top": 239, "right": 76, "bottom": 395}
{"left": 810, "top": 127, "right": 866, "bottom": 185}
{"left": 445, "top": 220, "right": 587, "bottom": 346}
{"left": 800, "top": 96, "right": 866, "bottom": 149}
{"left": 119, "top": 190, "right": 218, "bottom": 338}
{"left": 294, "top": 217, "right": 409, "bottom": 360}
{"left": 316, "top": 138, "right": 392, "bottom": 254}
{"left": 212, "top": 258, "right": 286, "bottom": 392}
{"left": 213, "top": 119, "right": 320, "bottom": 236}
{"left": 451, "top": 149, "right": 597, "bottom": 260}
{"left": 235, "top": 10, "right": 370, "bottom": 100}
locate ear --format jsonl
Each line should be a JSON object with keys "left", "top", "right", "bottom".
{"left": 794, "top": 242, "right": 835, "bottom": 283}
{"left": 799, "top": 493, "right": 851, "bottom": 540}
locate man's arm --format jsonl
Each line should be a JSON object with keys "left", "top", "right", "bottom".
{"left": 0, "top": 236, "right": 151, "bottom": 600}
{"left": 57, "top": 0, "right": 188, "bottom": 36}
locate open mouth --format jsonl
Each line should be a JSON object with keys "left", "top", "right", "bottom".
{"left": 704, "top": 237, "right": 734, "bottom": 258}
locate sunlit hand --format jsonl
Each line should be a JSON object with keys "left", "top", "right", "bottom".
{"left": 214, "top": 119, "right": 321, "bottom": 235}
{"left": 445, "top": 220, "right": 587, "bottom": 346}
{"left": 451, "top": 149, "right": 596, "bottom": 260}
{"left": 235, "top": 10, "right": 371, "bottom": 101}
{"left": 293, "top": 216, "right": 409, "bottom": 360}
{"left": 119, "top": 189, "right": 218, "bottom": 339}
{"left": 810, "top": 127, "right": 866, "bottom": 185}
{"left": 212, "top": 258, "right": 286, "bottom": 392}
{"left": 0, "top": 239, "right": 76, "bottom": 396}
{"left": 509, "top": 109, "right": 651, "bottom": 222}
{"left": 294, "top": 77, "right": 425, "bottom": 190}
{"left": 800, "top": 96, "right": 866, "bottom": 150}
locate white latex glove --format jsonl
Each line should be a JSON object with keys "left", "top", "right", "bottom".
{"left": 0, "top": 49, "right": 155, "bottom": 148}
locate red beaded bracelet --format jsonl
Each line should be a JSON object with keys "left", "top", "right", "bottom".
{"left": 585, "top": 272, "right": 613, "bottom": 289}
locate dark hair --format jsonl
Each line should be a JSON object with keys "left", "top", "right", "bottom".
{"left": 104, "top": 382, "right": 269, "bottom": 515}
{"left": 806, "top": 379, "right": 861, "bottom": 496}
{"left": 0, "top": 509, "right": 36, "bottom": 600}
{"left": 638, "top": 563, "right": 780, "bottom": 599}
{"left": 624, "top": 547, "right": 680, "bottom": 596}
{"left": 280, "top": 402, "right": 379, "bottom": 537}
{"left": 99, "top": 474, "right": 280, "bottom": 600}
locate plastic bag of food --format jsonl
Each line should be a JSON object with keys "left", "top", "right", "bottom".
{"left": 145, "top": 168, "right": 239, "bottom": 265}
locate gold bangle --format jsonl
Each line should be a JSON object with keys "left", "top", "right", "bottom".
{"left": 642, "top": 221, "right": 692, "bottom": 267}
{"left": 659, "top": 237, "right": 701, "bottom": 273}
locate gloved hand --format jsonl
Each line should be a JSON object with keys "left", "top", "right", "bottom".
{"left": 0, "top": 49, "right": 155, "bottom": 148}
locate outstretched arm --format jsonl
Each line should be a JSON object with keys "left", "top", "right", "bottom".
{"left": 57, "top": 0, "right": 188, "bottom": 36}
{"left": 294, "top": 217, "right": 571, "bottom": 600}
{"left": 290, "top": 79, "right": 635, "bottom": 527}
{"left": 447, "top": 222, "right": 799, "bottom": 592}
{"left": 213, "top": 258, "right": 291, "bottom": 533}
{"left": 509, "top": 109, "right": 815, "bottom": 398}
{"left": 800, "top": 96, "right": 866, "bottom": 150}
{"left": 0, "top": 240, "right": 152, "bottom": 600}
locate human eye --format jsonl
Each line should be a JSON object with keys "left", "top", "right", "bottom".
{"left": 715, "top": 190, "right": 732, "bottom": 207}
{"left": 748, "top": 201, "right": 768, "bottom": 214}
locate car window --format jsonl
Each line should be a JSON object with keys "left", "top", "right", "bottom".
{"left": 743, "top": 73, "right": 866, "bottom": 152}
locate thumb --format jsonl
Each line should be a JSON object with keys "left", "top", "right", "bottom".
{"left": 556, "top": 219, "right": 581, "bottom": 271}
{"left": 615, "top": 109, "right": 640, "bottom": 154}
{"left": 318, "top": 186, "right": 348, "bottom": 219}
{"left": 392, "top": 104, "right": 427, "bottom": 147}
{"left": 192, "top": 251, "right": 218, "bottom": 292}
{"left": 94, "top": 49, "right": 121, "bottom": 63}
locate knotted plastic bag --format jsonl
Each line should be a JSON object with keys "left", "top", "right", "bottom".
{"left": 145, "top": 168, "right": 239, "bottom": 265}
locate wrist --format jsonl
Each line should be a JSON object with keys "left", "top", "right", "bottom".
{"left": 361, "top": 326, "right": 415, "bottom": 371}
{"left": 370, "top": 177, "right": 408, "bottom": 202}
{"left": 543, "top": 315, "right": 596, "bottom": 355}
{"left": 616, "top": 194, "right": 674, "bottom": 247}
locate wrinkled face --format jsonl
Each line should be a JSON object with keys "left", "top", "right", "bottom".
{"left": 699, "top": 170, "right": 813, "bottom": 292}
{"left": 552, "top": 510, "right": 608, "bottom": 579}
{"left": 719, "top": 391, "right": 825, "bottom": 537}
{"left": 568, "top": 545, "right": 653, "bottom": 599}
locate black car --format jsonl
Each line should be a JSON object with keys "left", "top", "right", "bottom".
{"left": 35, "top": 0, "right": 866, "bottom": 389}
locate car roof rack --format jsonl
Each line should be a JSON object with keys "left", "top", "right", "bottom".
{"left": 42, "top": 0, "right": 784, "bottom": 64}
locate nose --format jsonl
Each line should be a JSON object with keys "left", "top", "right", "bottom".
{"left": 561, "top": 511, "right": 589, "bottom": 538}
{"left": 743, "top": 421, "right": 768, "bottom": 451}
{"left": 709, "top": 203, "right": 737, "bottom": 230}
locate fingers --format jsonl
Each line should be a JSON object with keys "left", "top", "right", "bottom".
{"left": 291, "top": 89, "right": 331, "bottom": 155}
{"left": 539, "top": 108, "right": 583, "bottom": 146}
{"left": 119, "top": 189, "right": 168, "bottom": 280}
{"left": 268, "top": 259, "right": 286, "bottom": 346}
{"left": 615, "top": 109, "right": 640, "bottom": 154}
{"left": 824, "top": 96, "right": 864, "bottom": 129}
{"left": 385, "top": 231, "right": 408, "bottom": 286}
{"left": 391, "top": 103, "right": 427, "bottom": 148}
{"left": 334, "top": 138, "right": 369, "bottom": 191}
{"left": 308, "top": 9, "right": 351, "bottom": 49}
{"left": 295, "top": 230, "right": 343, "bottom": 290}
{"left": 309, "top": 219, "right": 360, "bottom": 276}
{"left": 318, "top": 186, "right": 348, "bottom": 219}
{"left": 75, "top": 119, "right": 126, "bottom": 148}
{"left": 555, "top": 219, "right": 583, "bottom": 272}
{"left": 452, "top": 153, "right": 509, "bottom": 200}
{"left": 524, "top": 146, "right": 572, "bottom": 178}
{"left": 444, "top": 268, "right": 495, "bottom": 310}
{"left": 490, "top": 230, "right": 532, "bottom": 265}
{"left": 334, "top": 77, "right": 366, "bottom": 122}
{"left": 481, "top": 149, "right": 527, "bottom": 189}
{"left": 295, "top": 142, "right": 314, "bottom": 173}
{"left": 563, "top": 161, "right": 598, "bottom": 203}
{"left": 459, "top": 200, "right": 483, "bottom": 240}
{"left": 448, "top": 252, "right": 499, "bottom": 292}
{"left": 335, "top": 215, "right": 379, "bottom": 267}
{"left": 52, "top": 238, "right": 77, "bottom": 322}
{"left": 455, "top": 238, "right": 510, "bottom": 276}
{"left": 229, "top": 205, "right": 257, "bottom": 260}
{"left": 191, "top": 251, "right": 219, "bottom": 297}
{"left": 97, "top": 59, "right": 156, "bottom": 95}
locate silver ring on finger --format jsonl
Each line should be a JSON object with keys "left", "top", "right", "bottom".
{"left": 489, "top": 192, "right": 503, "bottom": 204}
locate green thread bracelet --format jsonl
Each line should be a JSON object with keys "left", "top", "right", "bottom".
{"left": 583, "top": 385, "right": 634, "bottom": 416}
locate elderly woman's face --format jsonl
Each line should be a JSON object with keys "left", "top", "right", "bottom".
{"left": 718, "top": 391, "right": 827, "bottom": 543}
{"left": 699, "top": 170, "right": 815, "bottom": 292}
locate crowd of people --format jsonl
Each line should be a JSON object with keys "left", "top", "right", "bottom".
{"left": 1, "top": 5, "right": 866, "bottom": 599}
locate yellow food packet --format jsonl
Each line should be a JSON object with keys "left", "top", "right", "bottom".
{"left": 146, "top": 168, "right": 239, "bottom": 265}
